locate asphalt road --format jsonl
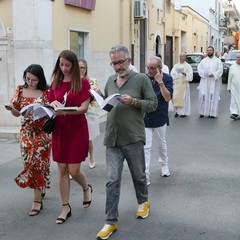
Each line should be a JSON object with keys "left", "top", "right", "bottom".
{"left": 0, "top": 83, "right": 239, "bottom": 240}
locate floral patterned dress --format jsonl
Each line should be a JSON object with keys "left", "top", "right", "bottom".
{"left": 11, "top": 86, "right": 51, "bottom": 190}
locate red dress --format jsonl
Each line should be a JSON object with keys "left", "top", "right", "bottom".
{"left": 48, "top": 78, "right": 90, "bottom": 164}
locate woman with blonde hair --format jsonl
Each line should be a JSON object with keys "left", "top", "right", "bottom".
{"left": 78, "top": 58, "right": 100, "bottom": 169}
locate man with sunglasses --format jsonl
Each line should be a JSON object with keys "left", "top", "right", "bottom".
{"left": 96, "top": 45, "right": 157, "bottom": 240}
{"left": 144, "top": 56, "right": 173, "bottom": 186}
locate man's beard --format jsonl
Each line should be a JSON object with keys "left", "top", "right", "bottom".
{"left": 208, "top": 52, "right": 214, "bottom": 57}
{"left": 116, "top": 69, "right": 130, "bottom": 77}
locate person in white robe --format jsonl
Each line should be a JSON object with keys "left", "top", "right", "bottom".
{"left": 197, "top": 46, "right": 223, "bottom": 118}
{"left": 227, "top": 53, "right": 240, "bottom": 120}
{"left": 171, "top": 53, "right": 193, "bottom": 117}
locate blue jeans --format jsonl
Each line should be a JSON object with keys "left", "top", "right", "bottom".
{"left": 105, "top": 141, "right": 148, "bottom": 225}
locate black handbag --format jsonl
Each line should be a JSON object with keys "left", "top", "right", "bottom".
{"left": 42, "top": 117, "right": 55, "bottom": 134}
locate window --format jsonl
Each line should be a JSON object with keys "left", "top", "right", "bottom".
{"left": 166, "top": 0, "right": 171, "bottom": 14}
{"left": 70, "top": 31, "right": 86, "bottom": 59}
{"left": 64, "top": 0, "right": 96, "bottom": 11}
{"left": 157, "top": 9, "right": 160, "bottom": 22}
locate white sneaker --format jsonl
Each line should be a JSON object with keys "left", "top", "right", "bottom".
{"left": 161, "top": 165, "right": 170, "bottom": 177}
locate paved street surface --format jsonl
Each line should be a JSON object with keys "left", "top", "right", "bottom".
{"left": 0, "top": 83, "right": 240, "bottom": 240}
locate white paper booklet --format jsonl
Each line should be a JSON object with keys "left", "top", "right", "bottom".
{"left": 20, "top": 104, "right": 55, "bottom": 120}
{"left": 89, "top": 89, "right": 122, "bottom": 112}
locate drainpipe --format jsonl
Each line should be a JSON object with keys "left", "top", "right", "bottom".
{"left": 131, "top": 0, "right": 135, "bottom": 64}
{"left": 120, "top": 0, "right": 124, "bottom": 43}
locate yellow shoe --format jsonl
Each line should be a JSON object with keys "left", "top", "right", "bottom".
{"left": 96, "top": 224, "right": 117, "bottom": 240}
{"left": 136, "top": 201, "right": 150, "bottom": 219}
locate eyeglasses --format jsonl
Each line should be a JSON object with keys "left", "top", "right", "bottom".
{"left": 145, "top": 65, "right": 159, "bottom": 71}
{"left": 110, "top": 58, "right": 128, "bottom": 67}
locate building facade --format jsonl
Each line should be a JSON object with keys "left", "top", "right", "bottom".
{"left": 0, "top": 0, "right": 225, "bottom": 127}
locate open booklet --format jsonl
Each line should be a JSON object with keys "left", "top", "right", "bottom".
{"left": 89, "top": 89, "right": 122, "bottom": 112}
{"left": 20, "top": 104, "right": 78, "bottom": 120}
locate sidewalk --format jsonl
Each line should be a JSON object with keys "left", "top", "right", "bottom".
{"left": 0, "top": 108, "right": 107, "bottom": 140}
{"left": 0, "top": 126, "right": 20, "bottom": 139}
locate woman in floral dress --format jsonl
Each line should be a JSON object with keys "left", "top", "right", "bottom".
{"left": 5, "top": 64, "right": 51, "bottom": 216}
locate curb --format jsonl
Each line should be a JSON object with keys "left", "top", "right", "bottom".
{"left": 0, "top": 109, "right": 107, "bottom": 140}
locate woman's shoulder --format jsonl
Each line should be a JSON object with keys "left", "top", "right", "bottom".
{"left": 42, "top": 89, "right": 49, "bottom": 96}
{"left": 81, "top": 77, "right": 91, "bottom": 88}
{"left": 16, "top": 85, "right": 24, "bottom": 90}
{"left": 81, "top": 77, "right": 90, "bottom": 84}
{"left": 15, "top": 85, "right": 24, "bottom": 93}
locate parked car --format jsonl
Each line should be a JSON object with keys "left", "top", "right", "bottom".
{"left": 185, "top": 53, "right": 205, "bottom": 82}
{"left": 222, "top": 50, "right": 240, "bottom": 83}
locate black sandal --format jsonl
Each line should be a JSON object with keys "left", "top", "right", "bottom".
{"left": 83, "top": 184, "right": 93, "bottom": 208}
{"left": 41, "top": 188, "right": 46, "bottom": 199}
{"left": 29, "top": 201, "right": 43, "bottom": 216}
{"left": 56, "top": 203, "right": 72, "bottom": 224}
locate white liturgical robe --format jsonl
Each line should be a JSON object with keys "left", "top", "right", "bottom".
{"left": 197, "top": 56, "right": 223, "bottom": 117}
{"left": 227, "top": 63, "right": 240, "bottom": 115}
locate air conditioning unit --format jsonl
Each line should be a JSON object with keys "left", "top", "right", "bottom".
{"left": 134, "top": 0, "right": 148, "bottom": 19}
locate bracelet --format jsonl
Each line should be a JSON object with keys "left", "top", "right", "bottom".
{"left": 159, "top": 81, "right": 164, "bottom": 85}
{"left": 130, "top": 98, "right": 136, "bottom": 106}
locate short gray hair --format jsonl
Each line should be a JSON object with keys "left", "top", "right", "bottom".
{"left": 109, "top": 45, "right": 130, "bottom": 58}
{"left": 148, "top": 56, "right": 163, "bottom": 68}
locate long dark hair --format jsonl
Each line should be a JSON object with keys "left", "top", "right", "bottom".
{"left": 23, "top": 64, "right": 48, "bottom": 91}
{"left": 51, "top": 50, "right": 81, "bottom": 93}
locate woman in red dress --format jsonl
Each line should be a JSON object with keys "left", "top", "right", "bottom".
{"left": 5, "top": 64, "right": 51, "bottom": 216}
{"left": 48, "top": 50, "right": 92, "bottom": 224}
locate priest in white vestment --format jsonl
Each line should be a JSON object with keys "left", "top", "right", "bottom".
{"left": 197, "top": 46, "right": 223, "bottom": 118}
{"left": 171, "top": 53, "right": 193, "bottom": 117}
{"left": 227, "top": 53, "right": 240, "bottom": 120}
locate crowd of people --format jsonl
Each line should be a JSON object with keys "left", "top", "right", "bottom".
{"left": 5, "top": 44, "right": 239, "bottom": 240}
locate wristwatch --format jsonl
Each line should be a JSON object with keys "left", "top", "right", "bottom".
{"left": 159, "top": 81, "right": 164, "bottom": 85}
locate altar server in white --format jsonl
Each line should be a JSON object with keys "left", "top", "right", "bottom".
{"left": 197, "top": 46, "right": 223, "bottom": 118}
{"left": 227, "top": 53, "right": 240, "bottom": 120}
